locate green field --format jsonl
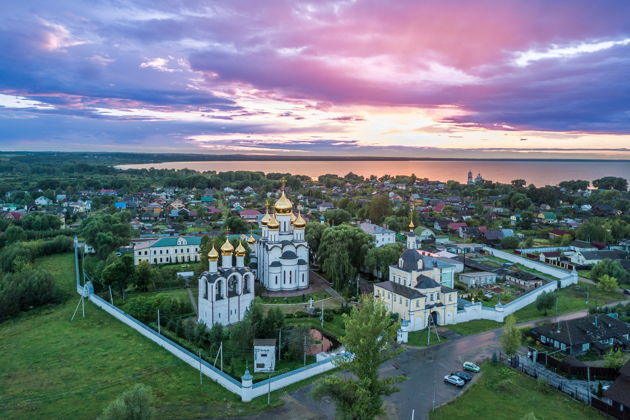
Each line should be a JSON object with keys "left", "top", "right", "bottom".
{"left": 431, "top": 363, "right": 607, "bottom": 420}
{"left": 513, "top": 281, "right": 623, "bottom": 322}
{"left": 0, "top": 254, "right": 282, "bottom": 419}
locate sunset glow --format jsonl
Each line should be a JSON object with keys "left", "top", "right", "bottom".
{"left": 1, "top": 1, "right": 630, "bottom": 158}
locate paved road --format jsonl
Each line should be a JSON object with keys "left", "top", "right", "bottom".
{"left": 231, "top": 308, "right": 625, "bottom": 420}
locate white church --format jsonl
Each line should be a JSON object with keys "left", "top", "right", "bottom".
{"left": 197, "top": 238, "right": 255, "bottom": 327}
{"left": 256, "top": 183, "right": 310, "bottom": 292}
{"left": 197, "top": 182, "right": 310, "bottom": 327}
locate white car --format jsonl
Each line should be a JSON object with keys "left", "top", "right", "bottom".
{"left": 444, "top": 374, "right": 465, "bottom": 387}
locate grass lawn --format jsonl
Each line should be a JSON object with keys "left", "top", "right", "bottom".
{"left": 0, "top": 253, "right": 283, "bottom": 419}
{"left": 447, "top": 319, "right": 502, "bottom": 336}
{"left": 431, "top": 363, "right": 607, "bottom": 420}
{"left": 258, "top": 290, "right": 331, "bottom": 304}
{"left": 407, "top": 329, "right": 447, "bottom": 346}
{"left": 513, "top": 281, "right": 623, "bottom": 322}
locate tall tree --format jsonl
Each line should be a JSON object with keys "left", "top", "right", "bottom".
{"left": 592, "top": 259, "right": 628, "bottom": 284}
{"left": 313, "top": 295, "right": 402, "bottom": 420}
{"left": 535, "top": 292, "right": 557, "bottom": 315}
{"left": 364, "top": 243, "right": 403, "bottom": 280}
{"left": 367, "top": 196, "right": 392, "bottom": 224}
{"left": 500, "top": 315, "right": 521, "bottom": 356}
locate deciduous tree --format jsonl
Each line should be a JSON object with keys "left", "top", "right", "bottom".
{"left": 313, "top": 295, "right": 402, "bottom": 420}
{"left": 500, "top": 315, "right": 521, "bottom": 356}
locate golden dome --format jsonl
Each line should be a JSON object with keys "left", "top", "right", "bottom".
{"left": 247, "top": 234, "right": 256, "bottom": 245}
{"left": 208, "top": 242, "right": 219, "bottom": 261}
{"left": 274, "top": 190, "right": 293, "bottom": 214}
{"left": 291, "top": 212, "right": 297, "bottom": 223}
{"left": 220, "top": 237, "right": 234, "bottom": 255}
{"left": 235, "top": 241, "right": 247, "bottom": 257}
{"left": 261, "top": 205, "right": 271, "bottom": 226}
{"left": 293, "top": 211, "right": 306, "bottom": 229}
{"left": 408, "top": 208, "right": 415, "bottom": 230}
{"left": 267, "top": 213, "right": 280, "bottom": 230}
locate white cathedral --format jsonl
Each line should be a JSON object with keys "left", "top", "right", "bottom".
{"left": 256, "top": 185, "right": 310, "bottom": 292}
{"left": 198, "top": 183, "right": 310, "bottom": 327}
{"left": 197, "top": 238, "right": 255, "bottom": 327}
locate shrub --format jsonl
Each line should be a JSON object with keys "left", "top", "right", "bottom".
{"left": 294, "top": 311, "right": 308, "bottom": 318}
{"left": 98, "top": 383, "right": 155, "bottom": 420}
{"left": 536, "top": 377, "right": 551, "bottom": 394}
{"left": 0, "top": 267, "right": 61, "bottom": 321}
{"left": 323, "top": 312, "right": 334, "bottom": 322}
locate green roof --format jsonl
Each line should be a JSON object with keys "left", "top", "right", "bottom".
{"left": 151, "top": 236, "right": 202, "bottom": 247}
{"left": 541, "top": 211, "right": 556, "bottom": 220}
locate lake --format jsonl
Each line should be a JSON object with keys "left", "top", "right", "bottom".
{"left": 118, "top": 160, "right": 630, "bottom": 186}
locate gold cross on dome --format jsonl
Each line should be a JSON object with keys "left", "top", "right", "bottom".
{"left": 280, "top": 177, "right": 287, "bottom": 190}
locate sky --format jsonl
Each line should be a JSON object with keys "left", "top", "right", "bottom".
{"left": 1, "top": 0, "right": 630, "bottom": 159}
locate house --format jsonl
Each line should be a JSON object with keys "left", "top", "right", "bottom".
{"left": 604, "top": 359, "right": 630, "bottom": 416}
{"left": 549, "top": 229, "right": 571, "bottom": 240}
{"left": 569, "top": 249, "right": 625, "bottom": 267}
{"left": 537, "top": 211, "right": 557, "bottom": 224}
{"left": 318, "top": 202, "right": 334, "bottom": 212}
{"left": 133, "top": 236, "right": 202, "bottom": 265}
{"left": 531, "top": 315, "right": 630, "bottom": 355}
{"left": 35, "top": 196, "right": 53, "bottom": 206}
{"left": 239, "top": 209, "right": 261, "bottom": 221}
{"left": 502, "top": 269, "right": 544, "bottom": 289}
{"left": 360, "top": 222, "right": 396, "bottom": 247}
{"left": 539, "top": 251, "right": 561, "bottom": 263}
{"left": 459, "top": 271, "right": 497, "bottom": 288}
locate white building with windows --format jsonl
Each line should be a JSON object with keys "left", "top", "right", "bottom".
{"left": 133, "top": 236, "right": 202, "bottom": 265}
{"left": 359, "top": 222, "right": 395, "bottom": 247}
{"left": 197, "top": 239, "right": 255, "bottom": 327}
{"left": 256, "top": 184, "right": 310, "bottom": 291}
{"left": 374, "top": 216, "right": 458, "bottom": 331}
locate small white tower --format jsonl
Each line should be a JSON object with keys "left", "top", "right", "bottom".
{"left": 221, "top": 237, "right": 234, "bottom": 269}
{"left": 406, "top": 208, "right": 417, "bottom": 250}
{"left": 208, "top": 241, "right": 219, "bottom": 273}
{"left": 235, "top": 241, "right": 246, "bottom": 268}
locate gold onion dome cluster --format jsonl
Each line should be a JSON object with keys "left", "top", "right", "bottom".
{"left": 274, "top": 190, "right": 293, "bottom": 214}
{"left": 235, "top": 241, "right": 247, "bottom": 257}
{"left": 293, "top": 211, "right": 306, "bottom": 229}
{"left": 220, "top": 237, "right": 235, "bottom": 255}
{"left": 247, "top": 234, "right": 256, "bottom": 245}
{"left": 208, "top": 243, "right": 219, "bottom": 261}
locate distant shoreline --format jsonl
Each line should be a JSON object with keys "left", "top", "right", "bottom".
{"left": 3, "top": 151, "right": 629, "bottom": 163}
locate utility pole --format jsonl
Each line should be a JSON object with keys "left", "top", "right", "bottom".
{"left": 199, "top": 350, "right": 203, "bottom": 385}
{"left": 267, "top": 372, "right": 271, "bottom": 405}
{"left": 157, "top": 308, "right": 161, "bottom": 334}
{"left": 108, "top": 285, "right": 114, "bottom": 305}
{"left": 278, "top": 329, "right": 282, "bottom": 361}
{"left": 321, "top": 300, "right": 324, "bottom": 329}
{"left": 304, "top": 335, "right": 307, "bottom": 366}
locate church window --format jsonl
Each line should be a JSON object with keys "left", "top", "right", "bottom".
{"left": 290, "top": 272, "right": 292, "bottom": 283}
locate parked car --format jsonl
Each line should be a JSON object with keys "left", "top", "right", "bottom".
{"left": 463, "top": 361, "right": 480, "bottom": 372}
{"left": 444, "top": 374, "right": 465, "bottom": 387}
{"left": 623, "top": 289, "right": 630, "bottom": 295}
{"left": 451, "top": 371, "right": 473, "bottom": 382}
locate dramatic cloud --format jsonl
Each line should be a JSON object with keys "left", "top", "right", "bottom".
{"left": 1, "top": 0, "right": 630, "bottom": 156}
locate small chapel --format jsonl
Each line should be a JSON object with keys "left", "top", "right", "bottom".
{"left": 197, "top": 238, "right": 255, "bottom": 327}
